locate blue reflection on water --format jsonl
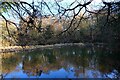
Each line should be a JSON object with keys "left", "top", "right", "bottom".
{"left": 4, "top": 62, "right": 105, "bottom": 78}
{"left": 3, "top": 61, "right": 119, "bottom": 78}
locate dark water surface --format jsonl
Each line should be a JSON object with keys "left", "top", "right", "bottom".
{"left": 1, "top": 45, "right": 120, "bottom": 78}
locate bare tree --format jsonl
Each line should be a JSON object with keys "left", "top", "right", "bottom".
{"left": 0, "top": 0, "right": 120, "bottom": 45}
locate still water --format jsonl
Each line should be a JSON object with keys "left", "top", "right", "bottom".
{"left": 1, "top": 45, "right": 120, "bottom": 78}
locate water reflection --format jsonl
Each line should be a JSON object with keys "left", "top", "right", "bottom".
{"left": 1, "top": 45, "right": 120, "bottom": 78}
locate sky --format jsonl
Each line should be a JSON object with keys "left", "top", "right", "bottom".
{"left": 20, "top": 0, "right": 118, "bottom": 3}
{"left": 1, "top": 0, "right": 119, "bottom": 23}
{"left": 19, "top": 0, "right": 118, "bottom": 10}
{"left": 19, "top": 0, "right": 103, "bottom": 12}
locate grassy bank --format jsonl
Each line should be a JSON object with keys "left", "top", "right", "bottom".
{"left": 0, "top": 43, "right": 86, "bottom": 53}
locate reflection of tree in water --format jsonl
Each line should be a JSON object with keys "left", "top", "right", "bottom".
{"left": 2, "top": 53, "right": 22, "bottom": 73}
{"left": 96, "top": 48, "right": 120, "bottom": 78}
{"left": 1, "top": 53, "right": 22, "bottom": 78}
{"left": 22, "top": 49, "right": 62, "bottom": 76}
{"left": 22, "top": 52, "right": 46, "bottom": 76}
{"left": 1, "top": 46, "right": 120, "bottom": 78}
{"left": 21, "top": 45, "right": 120, "bottom": 78}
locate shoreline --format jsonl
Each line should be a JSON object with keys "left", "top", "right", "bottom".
{"left": 0, "top": 43, "right": 105, "bottom": 53}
